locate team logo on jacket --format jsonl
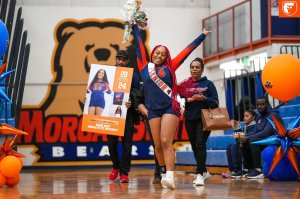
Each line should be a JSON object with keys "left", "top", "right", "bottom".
{"left": 158, "top": 68, "right": 166, "bottom": 78}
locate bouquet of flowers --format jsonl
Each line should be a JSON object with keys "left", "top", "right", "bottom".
{"left": 121, "top": 0, "right": 148, "bottom": 43}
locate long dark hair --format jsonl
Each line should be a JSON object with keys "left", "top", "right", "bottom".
{"left": 115, "top": 106, "right": 122, "bottom": 116}
{"left": 91, "top": 69, "right": 109, "bottom": 84}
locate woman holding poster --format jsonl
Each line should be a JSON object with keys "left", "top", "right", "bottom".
{"left": 87, "top": 69, "right": 111, "bottom": 116}
{"left": 132, "top": 20, "right": 210, "bottom": 189}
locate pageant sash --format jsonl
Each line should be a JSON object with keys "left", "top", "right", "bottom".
{"left": 148, "top": 62, "right": 172, "bottom": 98}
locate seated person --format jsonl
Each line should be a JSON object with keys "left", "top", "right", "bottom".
{"left": 233, "top": 97, "right": 282, "bottom": 179}
{"left": 222, "top": 109, "right": 256, "bottom": 178}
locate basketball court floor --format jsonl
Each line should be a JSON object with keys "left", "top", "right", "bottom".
{"left": 1, "top": 166, "right": 299, "bottom": 199}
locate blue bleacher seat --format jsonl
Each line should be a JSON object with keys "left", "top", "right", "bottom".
{"left": 286, "top": 96, "right": 300, "bottom": 106}
{"left": 278, "top": 96, "right": 300, "bottom": 126}
{"left": 206, "top": 135, "right": 235, "bottom": 150}
{"left": 0, "top": 118, "right": 15, "bottom": 126}
{"left": 278, "top": 104, "right": 300, "bottom": 118}
{"left": 0, "top": 103, "right": 12, "bottom": 119}
{"left": 176, "top": 135, "right": 235, "bottom": 166}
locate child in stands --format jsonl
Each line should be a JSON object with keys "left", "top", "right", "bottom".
{"left": 222, "top": 109, "right": 256, "bottom": 178}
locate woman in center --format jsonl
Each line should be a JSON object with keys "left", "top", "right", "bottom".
{"left": 132, "top": 23, "right": 210, "bottom": 189}
{"left": 179, "top": 57, "right": 219, "bottom": 186}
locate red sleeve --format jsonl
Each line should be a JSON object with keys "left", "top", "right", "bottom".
{"left": 171, "top": 33, "right": 206, "bottom": 71}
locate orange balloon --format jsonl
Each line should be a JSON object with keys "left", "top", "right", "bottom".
{"left": 18, "top": 158, "right": 23, "bottom": 167}
{"left": 5, "top": 174, "right": 20, "bottom": 187}
{"left": 0, "top": 156, "right": 22, "bottom": 177}
{"left": 0, "top": 172, "right": 6, "bottom": 186}
{"left": 261, "top": 54, "right": 300, "bottom": 102}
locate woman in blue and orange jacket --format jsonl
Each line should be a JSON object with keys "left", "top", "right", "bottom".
{"left": 132, "top": 23, "right": 210, "bottom": 189}
{"left": 88, "top": 69, "right": 111, "bottom": 116}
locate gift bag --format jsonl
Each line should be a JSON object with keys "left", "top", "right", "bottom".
{"left": 201, "top": 107, "right": 232, "bottom": 131}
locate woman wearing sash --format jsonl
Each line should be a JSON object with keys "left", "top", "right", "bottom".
{"left": 132, "top": 23, "right": 210, "bottom": 189}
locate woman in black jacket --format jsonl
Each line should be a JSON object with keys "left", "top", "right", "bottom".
{"left": 179, "top": 57, "right": 219, "bottom": 186}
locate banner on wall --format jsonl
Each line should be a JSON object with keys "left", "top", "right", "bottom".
{"left": 16, "top": 18, "right": 190, "bottom": 166}
{"left": 82, "top": 64, "right": 133, "bottom": 136}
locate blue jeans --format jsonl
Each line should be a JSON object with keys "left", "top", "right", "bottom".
{"left": 226, "top": 144, "right": 240, "bottom": 172}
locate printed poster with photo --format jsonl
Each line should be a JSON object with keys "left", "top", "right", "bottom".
{"left": 82, "top": 64, "right": 133, "bottom": 136}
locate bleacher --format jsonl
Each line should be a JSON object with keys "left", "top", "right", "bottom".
{"left": 0, "top": 86, "right": 15, "bottom": 144}
{"left": 176, "top": 135, "right": 235, "bottom": 166}
{"left": 278, "top": 96, "right": 300, "bottom": 127}
{"left": 175, "top": 96, "right": 300, "bottom": 173}
{"left": 0, "top": 0, "right": 30, "bottom": 145}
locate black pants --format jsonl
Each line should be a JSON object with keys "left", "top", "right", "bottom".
{"left": 231, "top": 140, "right": 252, "bottom": 170}
{"left": 107, "top": 114, "right": 134, "bottom": 176}
{"left": 243, "top": 142, "right": 265, "bottom": 169}
{"left": 144, "top": 119, "right": 161, "bottom": 177}
{"left": 185, "top": 119, "right": 211, "bottom": 175}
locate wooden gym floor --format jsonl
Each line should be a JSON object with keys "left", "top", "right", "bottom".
{"left": 1, "top": 166, "right": 299, "bottom": 199}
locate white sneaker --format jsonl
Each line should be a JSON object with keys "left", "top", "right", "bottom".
{"left": 193, "top": 171, "right": 211, "bottom": 184}
{"left": 161, "top": 173, "right": 167, "bottom": 188}
{"left": 193, "top": 174, "right": 205, "bottom": 186}
{"left": 161, "top": 176, "right": 175, "bottom": 189}
{"left": 192, "top": 175, "right": 197, "bottom": 184}
{"left": 161, "top": 171, "right": 175, "bottom": 189}
{"left": 203, "top": 171, "right": 211, "bottom": 180}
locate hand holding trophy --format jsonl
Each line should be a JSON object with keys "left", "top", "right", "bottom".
{"left": 122, "top": 0, "right": 148, "bottom": 43}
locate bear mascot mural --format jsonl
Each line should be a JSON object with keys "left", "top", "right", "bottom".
{"left": 44, "top": 19, "right": 149, "bottom": 116}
